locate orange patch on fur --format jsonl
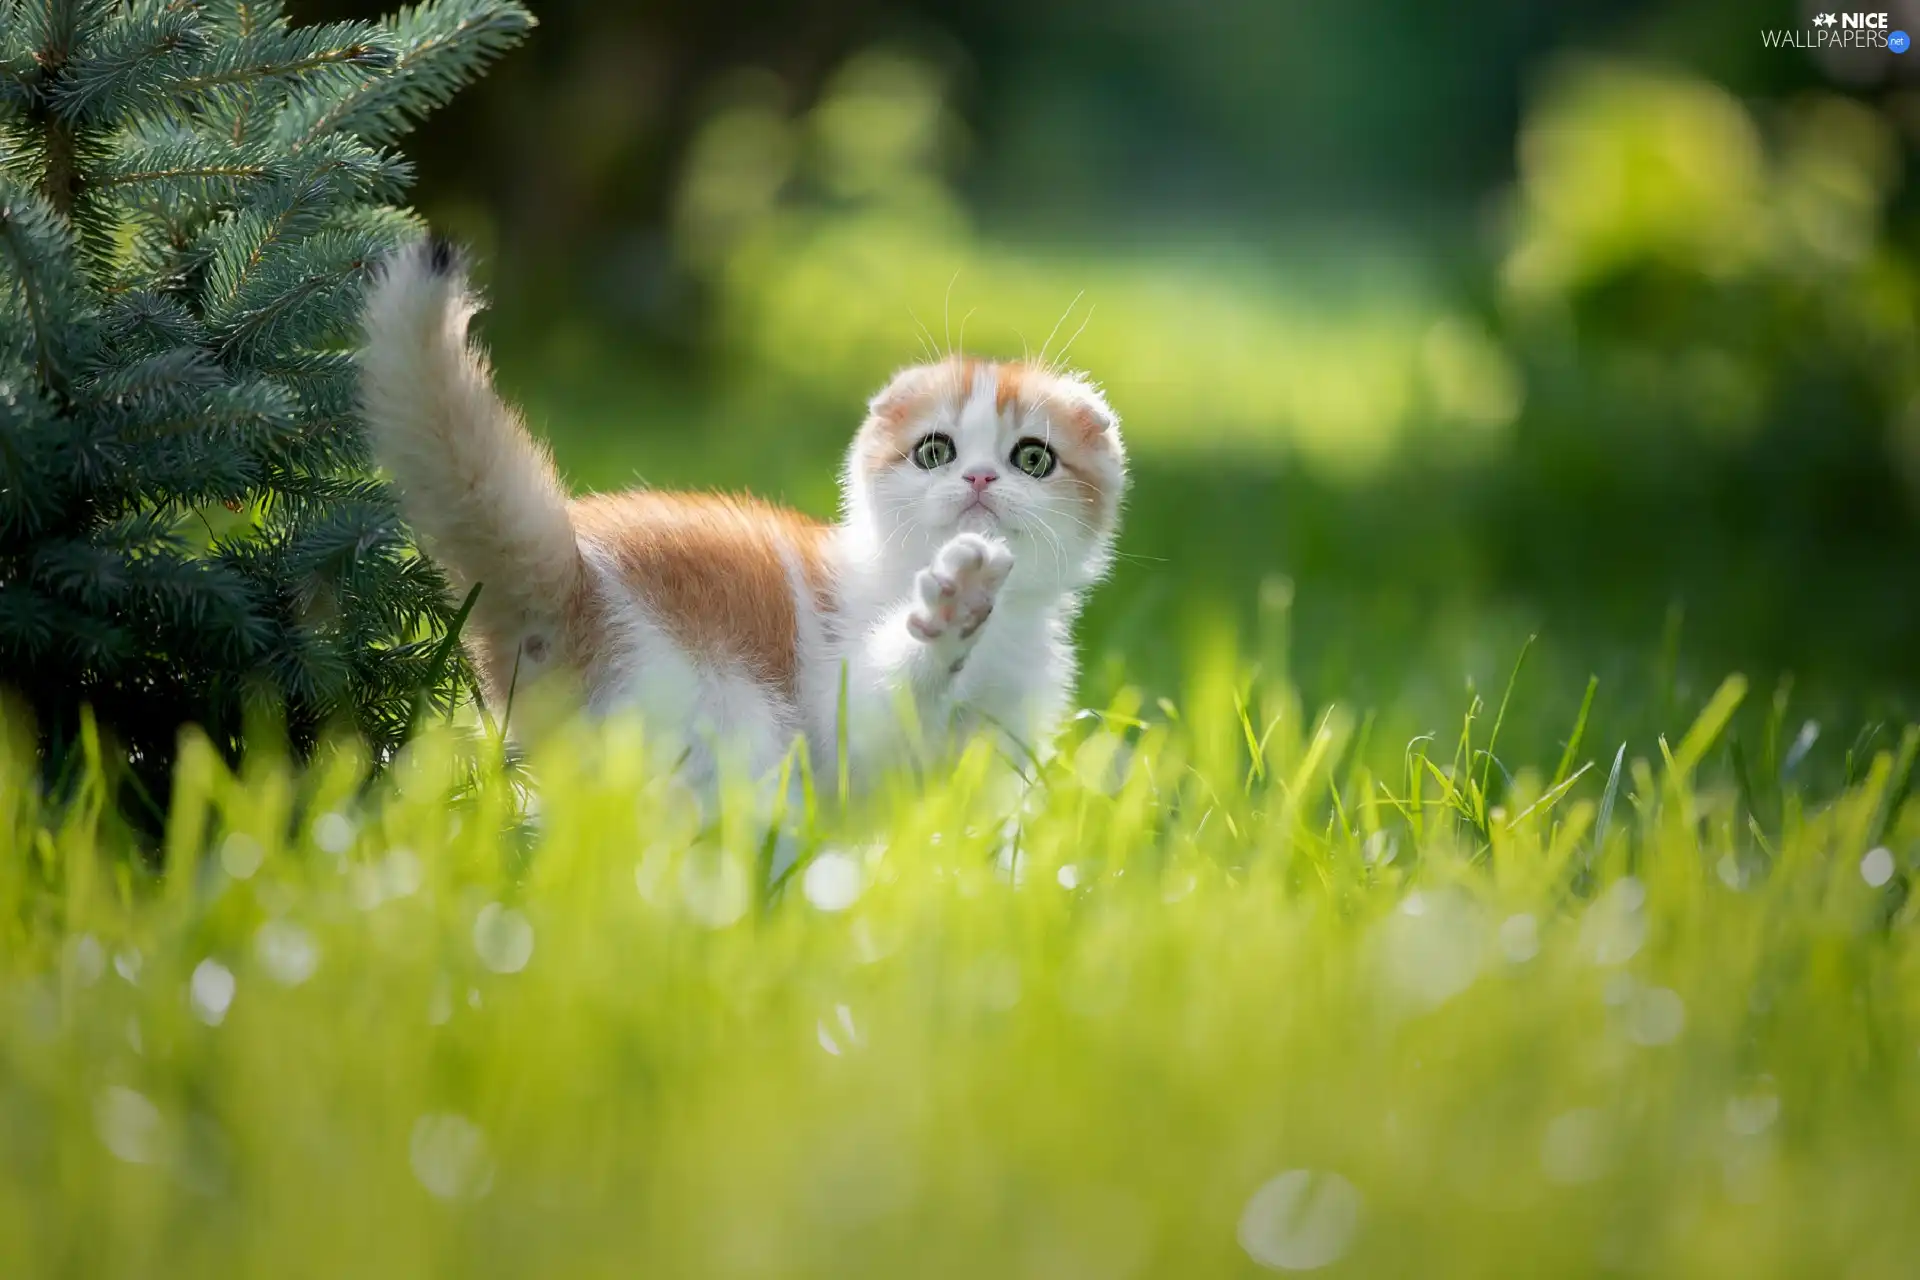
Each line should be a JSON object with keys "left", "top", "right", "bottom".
{"left": 991, "top": 363, "right": 1110, "bottom": 446}
{"left": 994, "top": 363, "right": 1024, "bottom": 414}
{"left": 568, "top": 491, "right": 834, "bottom": 695}
{"left": 871, "top": 382, "right": 923, "bottom": 430}
{"left": 855, "top": 411, "right": 914, "bottom": 474}
{"left": 860, "top": 361, "right": 947, "bottom": 472}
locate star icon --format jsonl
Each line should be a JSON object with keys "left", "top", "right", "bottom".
{"left": 1813, "top": 12, "right": 1838, "bottom": 25}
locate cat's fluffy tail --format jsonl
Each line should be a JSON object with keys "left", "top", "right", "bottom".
{"left": 359, "top": 240, "right": 584, "bottom": 640}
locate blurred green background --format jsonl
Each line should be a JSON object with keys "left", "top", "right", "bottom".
{"left": 315, "top": 0, "right": 1920, "bottom": 756}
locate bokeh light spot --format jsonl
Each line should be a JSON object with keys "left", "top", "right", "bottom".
{"left": 473, "top": 904, "right": 534, "bottom": 974}
{"left": 1237, "top": 1169, "right": 1363, "bottom": 1271}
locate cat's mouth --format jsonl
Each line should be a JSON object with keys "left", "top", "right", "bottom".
{"left": 957, "top": 497, "right": 1000, "bottom": 526}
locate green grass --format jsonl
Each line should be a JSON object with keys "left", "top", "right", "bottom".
{"left": 3, "top": 648, "right": 1918, "bottom": 1278}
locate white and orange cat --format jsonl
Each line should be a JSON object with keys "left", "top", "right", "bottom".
{"left": 358, "top": 240, "right": 1126, "bottom": 802}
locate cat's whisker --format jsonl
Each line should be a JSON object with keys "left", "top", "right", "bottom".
{"left": 906, "top": 307, "right": 941, "bottom": 366}
{"left": 1013, "top": 507, "right": 1068, "bottom": 580}
{"left": 942, "top": 270, "right": 961, "bottom": 358}
{"left": 877, "top": 501, "right": 928, "bottom": 557}
{"left": 1049, "top": 304, "right": 1095, "bottom": 372}
{"left": 878, "top": 516, "right": 912, "bottom": 555}
{"left": 1025, "top": 385, "right": 1064, "bottom": 451}
{"left": 1024, "top": 516, "right": 1063, "bottom": 580}
{"left": 1043, "top": 499, "right": 1102, "bottom": 541}
{"left": 1036, "top": 290, "right": 1085, "bottom": 370}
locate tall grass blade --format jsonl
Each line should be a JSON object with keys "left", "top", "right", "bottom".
{"left": 1593, "top": 741, "right": 1626, "bottom": 863}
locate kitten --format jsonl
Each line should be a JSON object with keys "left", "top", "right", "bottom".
{"left": 357, "top": 241, "right": 1127, "bottom": 800}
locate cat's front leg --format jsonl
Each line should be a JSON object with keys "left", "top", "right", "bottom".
{"left": 906, "top": 532, "right": 1015, "bottom": 670}
{"left": 837, "top": 533, "right": 1014, "bottom": 784}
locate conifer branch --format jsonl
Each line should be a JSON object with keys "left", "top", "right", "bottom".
{"left": 0, "top": 182, "right": 79, "bottom": 393}
{"left": 0, "top": 0, "right": 530, "bottom": 820}
{"left": 280, "top": 0, "right": 534, "bottom": 148}
{"left": 165, "top": 25, "right": 396, "bottom": 101}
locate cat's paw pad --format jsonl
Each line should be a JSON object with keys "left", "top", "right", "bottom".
{"left": 907, "top": 533, "right": 1013, "bottom": 644}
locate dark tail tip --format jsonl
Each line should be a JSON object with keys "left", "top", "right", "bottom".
{"left": 424, "top": 234, "right": 460, "bottom": 278}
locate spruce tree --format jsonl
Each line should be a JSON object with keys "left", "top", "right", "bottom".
{"left": 0, "top": 0, "right": 532, "bottom": 816}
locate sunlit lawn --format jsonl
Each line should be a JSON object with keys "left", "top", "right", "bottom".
{"left": 10, "top": 60, "right": 1920, "bottom": 1265}
{"left": 3, "top": 638, "right": 1918, "bottom": 1276}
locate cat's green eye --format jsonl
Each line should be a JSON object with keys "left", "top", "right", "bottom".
{"left": 1010, "top": 438, "right": 1057, "bottom": 479}
{"left": 912, "top": 433, "right": 956, "bottom": 470}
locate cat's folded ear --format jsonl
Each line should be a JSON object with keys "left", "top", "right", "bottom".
{"left": 867, "top": 364, "right": 939, "bottom": 424}
{"left": 1044, "top": 372, "right": 1121, "bottom": 445}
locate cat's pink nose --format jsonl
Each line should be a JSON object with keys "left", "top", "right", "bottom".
{"left": 964, "top": 469, "right": 999, "bottom": 492}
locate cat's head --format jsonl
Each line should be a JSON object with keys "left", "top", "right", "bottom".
{"left": 844, "top": 358, "right": 1127, "bottom": 589}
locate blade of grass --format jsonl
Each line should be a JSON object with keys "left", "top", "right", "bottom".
{"left": 1866, "top": 725, "right": 1919, "bottom": 850}
{"left": 410, "top": 581, "right": 482, "bottom": 734}
{"left": 1406, "top": 734, "right": 1433, "bottom": 843}
{"left": 1669, "top": 674, "right": 1748, "bottom": 781}
{"left": 1234, "top": 689, "right": 1266, "bottom": 790}
{"left": 1506, "top": 759, "right": 1594, "bottom": 831}
{"left": 1728, "top": 732, "right": 1758, "bottom": 826}
{"left": 1551, "top": 674, "right": 1598, "bottom": 792}
{"left": 1592, "top": 742, "right": 1626, "bottom": 864}
{"left": 1479, "top": 634, "right": 1535, "bottom": 805}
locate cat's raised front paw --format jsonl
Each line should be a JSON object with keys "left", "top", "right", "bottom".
{"left": 907, "top": 533, "right": 1013, "bottom": 646}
